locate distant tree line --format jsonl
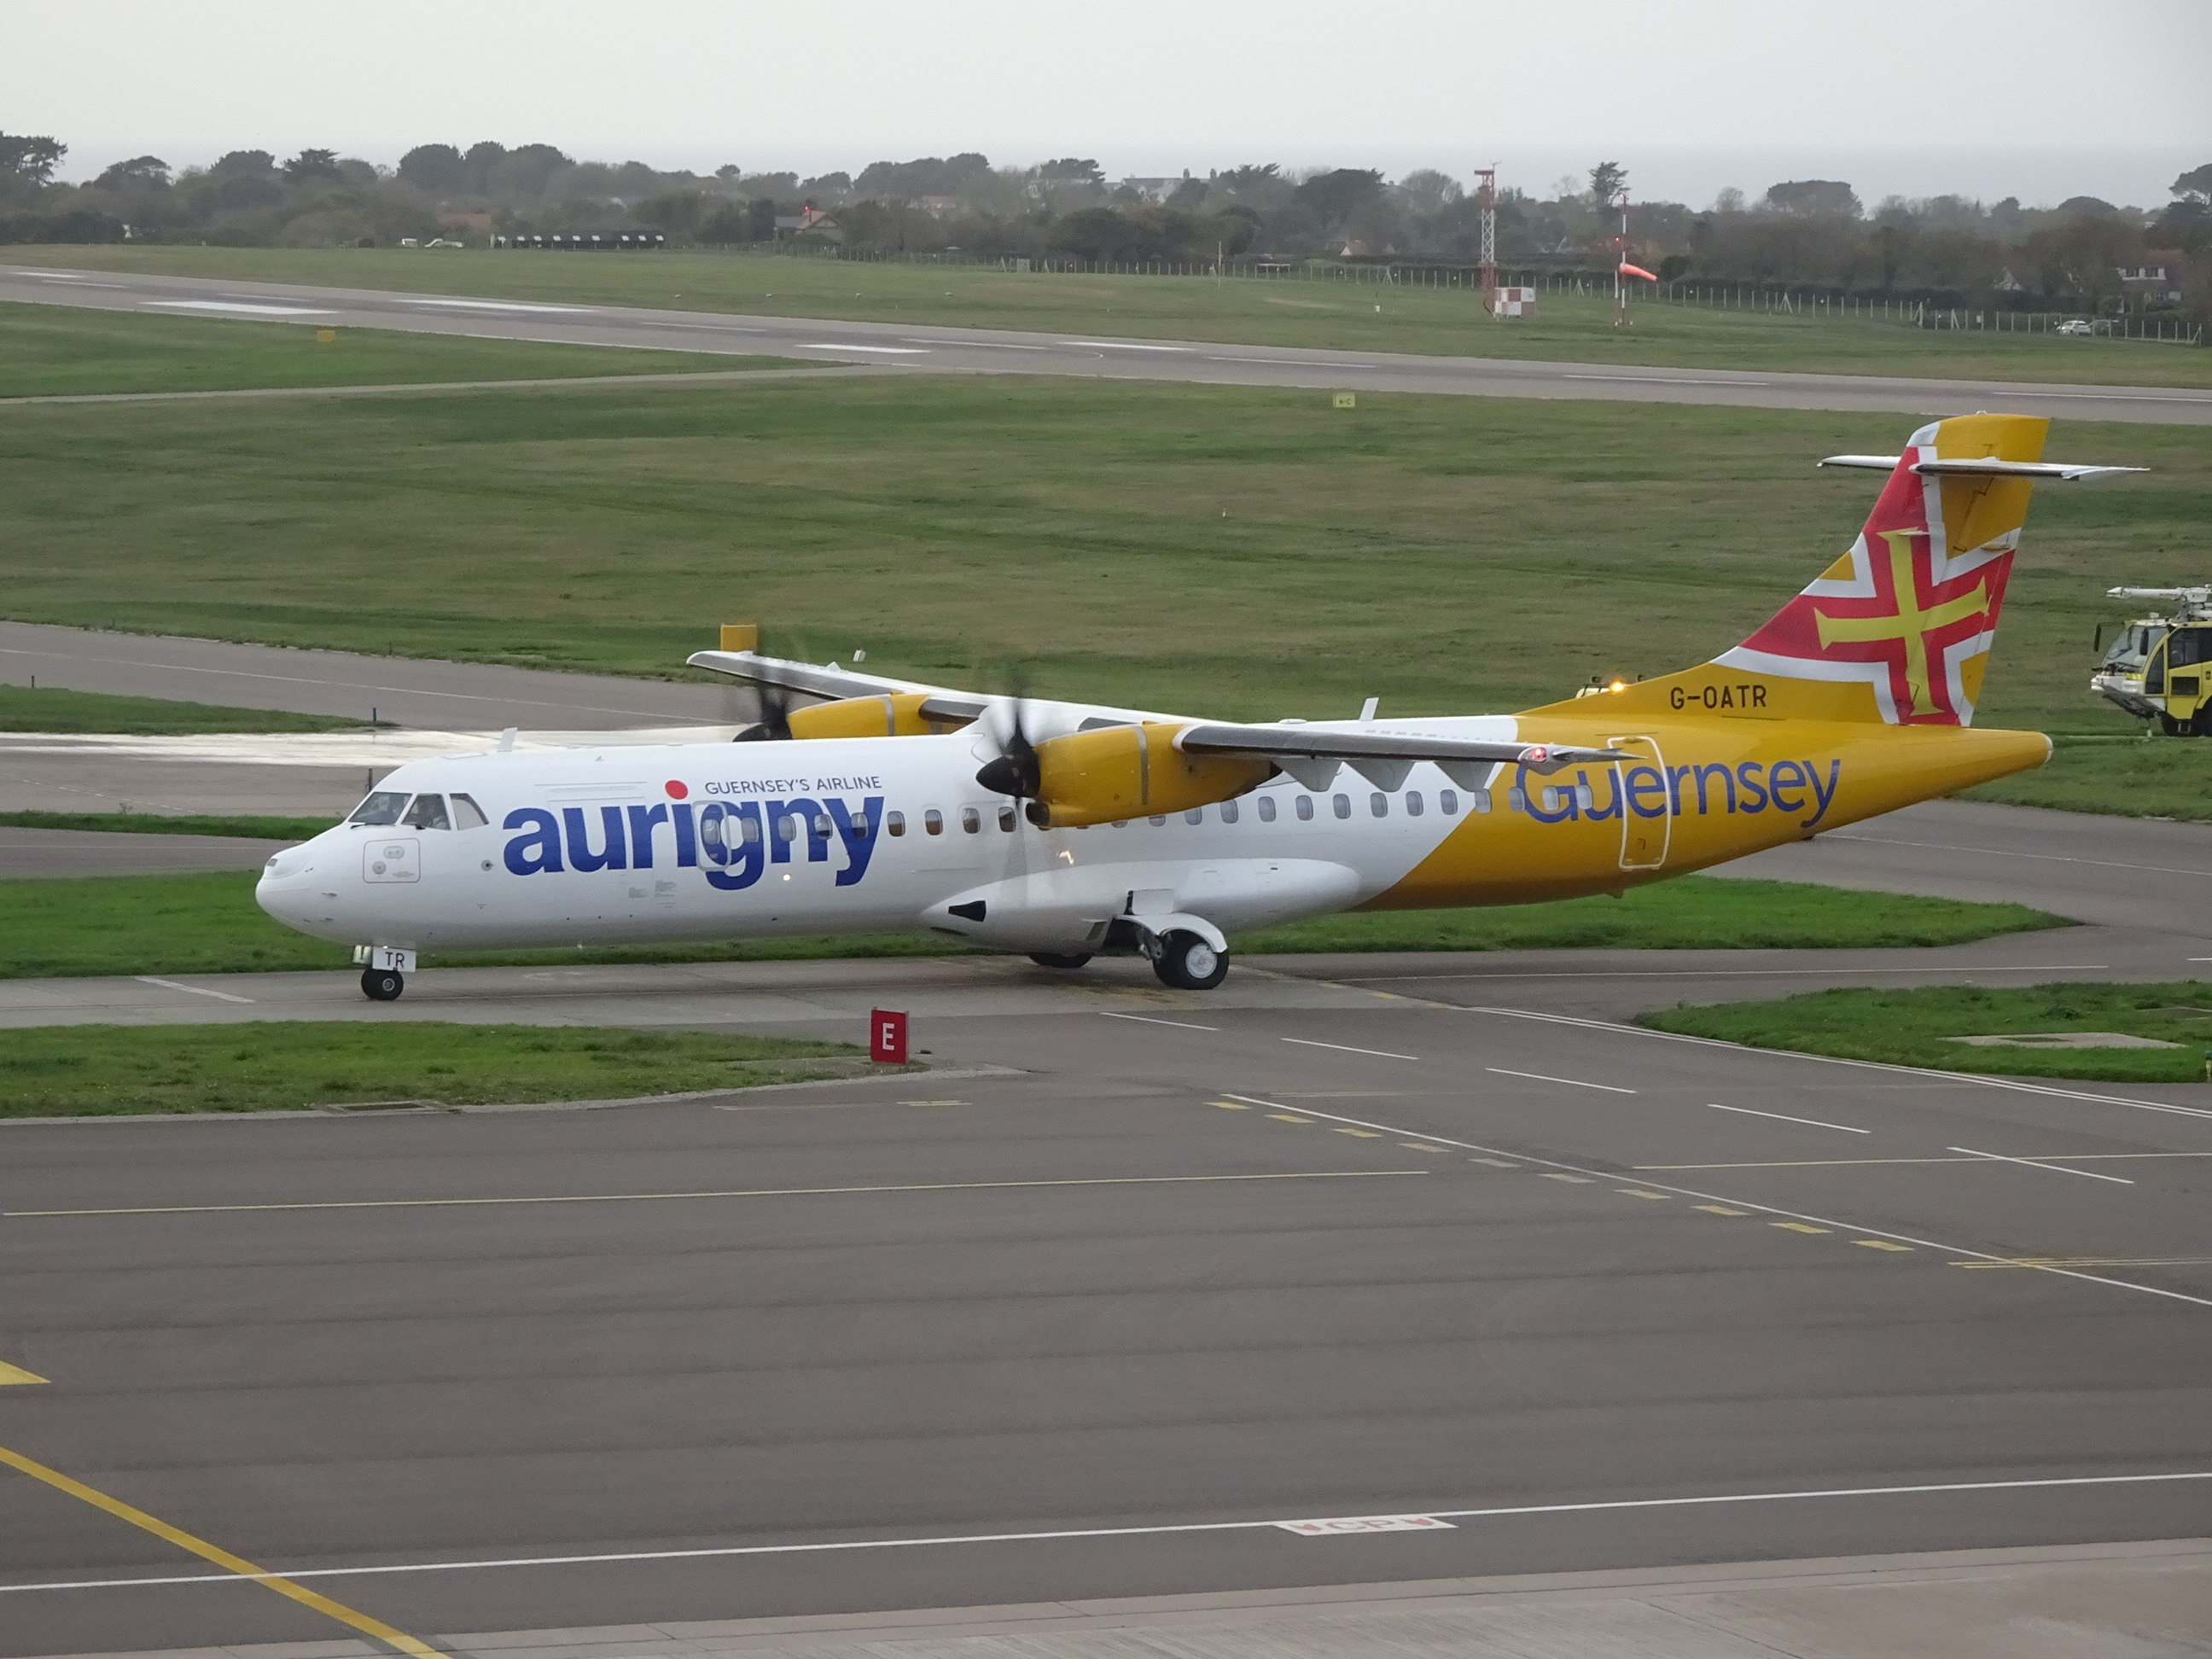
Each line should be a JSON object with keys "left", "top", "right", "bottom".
{"left": 3, "top": 132, "right": 2204, "bottom": 323}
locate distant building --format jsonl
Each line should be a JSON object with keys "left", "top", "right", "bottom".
{"left": 1118, "top": 176, "right": 1189, "bottom": 203}
{"left": 2118, "top": 251, "right": 2186, "bottom": 304}
{"left": 774, "top": 207, "right": 843, "bottom": 244}
{"left": 439, "top": 207, "right": 494, "bottom": 231}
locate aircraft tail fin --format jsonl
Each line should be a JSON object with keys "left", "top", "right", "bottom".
{"left": 1533, "top": 413, "right": 2134, "bottom": 729}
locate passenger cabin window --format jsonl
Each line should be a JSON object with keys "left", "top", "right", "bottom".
{"left": 451, "top": 793, "right": 488, "bottom": 829}
{"left": 1149, "top": 815, "right": 1167, "bottom": 827}
{"left": 1406, "top": 790, "right": 1423, "bottom": 817}
{"left": 777, "top": 815, "right": 798, "bottom": 841}
{"left": 1256, "top": 797, "right": 1277, "bottom": 823}
{"left": 924, "top": 808, "right": 944, "bottom": 836}
{"left": 812, "top": 812, "right": 834, "bottom": 840}
{"left": 961, "top": 806, "right": 981, "bottom": 834}
{"left": 1332, "top": 793, "right": 1352, "bottom": 819}
{"left": 1370, "top": 792, "right": 1388, "bottom": 818}
{"left": 1440, "top": 789, "right": 1459, "bottom": 815}
{"left": 1220, "top": 799, "right": 1239, "bottom": 824}
{"left": 997, "top": 804, "right": 1016, "bottom": 832}
{"left": 348, "top": 790, "right": 410, "bottom": 826}
{"left": 1295, "top": 795, "right": 1314, "bottom": 821}
{"left": 887, "top": 810, "right": 906, "bottom": 838}
{"left": 1185, "top": 808, "right": 1204, "bottom": 825}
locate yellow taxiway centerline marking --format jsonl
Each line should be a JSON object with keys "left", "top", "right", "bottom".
{"left": 1209, "top": 1101, "right": 1250, "bottom": 1110}
{"left": 0, "top": 1361, "right": 48, "bottom": 1386}
{"left": 1855, "top": 1240, "right": 1915, "bottom": 1252}
{"left": 1638, "top": 1152, "right": 2212, "bottom": 1171}
{"left": 1615, "top": 1189, "right": 1670, "bottom": 1201}
{"left": 1331, "top": 1127, "right": 1382, "bottom": 1138}
{"left": 1540, "top": 1173, "right": 1592, "bottom": 1184}
{"left": 0, "top": 1442, "right": 439, "bottom": 1656}
{"left": 3, "top": 1170, "right": 1427, "bottom": 1220}
{"left": 1469, "top": 1157, "right": 1519, "bottom": 1168}
{"left": 1695, "top": 1204, "right": 1750, "bottom": 1215}
{"left": 1772, "top": 1222, "right": 1831, "bottom": 1234}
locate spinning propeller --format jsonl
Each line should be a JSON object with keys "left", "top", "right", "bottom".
{"left": 973, "top": 682, "right": 1045, "bottom": 804}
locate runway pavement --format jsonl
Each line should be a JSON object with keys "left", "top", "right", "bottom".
{"left": 4, "top": 974, "right": 2210, "bottom": 1655}
{"left": 6, "top": 263, "right": 2210, "bottom": 424}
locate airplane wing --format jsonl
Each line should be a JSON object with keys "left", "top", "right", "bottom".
{"left": 685, "top": 649, "right": 992, "bottom": 725}
{"left": 1177, "top": 722, "right": 1616, "bottom": 789}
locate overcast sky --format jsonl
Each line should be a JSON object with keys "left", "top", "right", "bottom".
{"left": 10, "top": 0, "right": 2209, "bottom": 207}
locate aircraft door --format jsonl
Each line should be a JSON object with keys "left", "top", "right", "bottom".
{"left": 1605, "top": 736, "right": 1670, "bottom": 871}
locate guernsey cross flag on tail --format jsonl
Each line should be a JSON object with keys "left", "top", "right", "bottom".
{"left": 1720, "top": 413, "right": 2050, "bottom": 726}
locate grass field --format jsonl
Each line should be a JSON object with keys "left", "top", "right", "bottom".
{"left": 0, "top": 869, "right": 2064, "bottom": 981}
{"left": 0, "top": 300, "right": 792, "bottom": 399}
{"left": 0, "top": 682, "right": 370, "bottom": 734}
{"left": 3, "top": 370, "right": 2200, "bottom": 745}
{"left": 1641, "top": 980, "right": 2212, "bottom": 1084}
{"left": 8, "top": 246, "right": 2206, "bottom": 387}
{"left": 0, "top": 1022, "right": 865, "bottom": 1117}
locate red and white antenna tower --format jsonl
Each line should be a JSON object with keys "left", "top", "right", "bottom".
{"left": 1474, "top": 165, "right": 1498, "bottom": 317}
{"left": 1611, "top": 189, "right": 1631, "bottom": 329}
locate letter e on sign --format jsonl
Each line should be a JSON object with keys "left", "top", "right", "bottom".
{"left": 870, "top": 1009, "right": 908, "bottom": 1065}
{"left": 1274, "top": 1514, "right": 1455, "bottom": 1535}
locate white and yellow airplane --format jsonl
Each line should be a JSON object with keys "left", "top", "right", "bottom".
{"left": 258, "top": 413, "right": 2136, "bottom": 1002}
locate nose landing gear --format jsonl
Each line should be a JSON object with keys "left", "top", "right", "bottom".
{"left": 361, "top": 968, "right": 405, "bottom": 1002}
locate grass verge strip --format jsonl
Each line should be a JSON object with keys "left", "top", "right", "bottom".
{"left": 1641, "top": 980, "right": 2212, "bottom": 1084}
{"left": 0, "top": 1023, "right": 862, "bottom": 1117}
{"left": 0, "top": 870, "right": 2067, "bottom": 983}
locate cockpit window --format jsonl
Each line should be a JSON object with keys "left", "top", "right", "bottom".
{"left": 451, "top": 793, "right": 489, "bottom": 829}
{"left": 348, "top": 790, "right": 410, "bottom": 826}
{"left": 401, "top": 794, "right": 452, "bottom": 830}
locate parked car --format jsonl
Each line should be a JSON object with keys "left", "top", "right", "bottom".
{"left": 2054, "top": 319, "right": 2095, "bottom": 335}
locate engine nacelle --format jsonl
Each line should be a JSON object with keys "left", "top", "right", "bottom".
{"left": 1033, "top": 722, "right": 1272, "bottom": 828}
{"left": 784, "top": 693, "right": 950, "bottom": 740}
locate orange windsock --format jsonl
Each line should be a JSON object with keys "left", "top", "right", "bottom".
{"left": 1618, "top": 261, "right": 1658, "bottom": 281}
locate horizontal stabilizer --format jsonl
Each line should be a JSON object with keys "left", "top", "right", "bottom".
{"left": 1819, "top": 455, "right": 2145, "bottom": 482}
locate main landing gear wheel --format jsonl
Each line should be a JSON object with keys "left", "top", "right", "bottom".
{"left": 1152, "top": 930, "right": 1229, "bottom": 992}
{"left": 1028, "top": 952, "right": 1093, "bottom": 970}
{"left": 360, "top": 968, "right": 405, "bottom": 1002}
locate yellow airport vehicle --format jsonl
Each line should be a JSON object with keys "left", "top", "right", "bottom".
{"left": 2093, "top": 587, "right": 2212, "bottom": 735}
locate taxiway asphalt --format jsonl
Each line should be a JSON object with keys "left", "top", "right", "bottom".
{"left": 5, "top": 264, "right": 2209, "bottom": 424}
{"left": 3, "top": 980, "right": 2210, "bottom": 1655}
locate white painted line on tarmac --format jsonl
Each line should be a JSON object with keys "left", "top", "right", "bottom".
{"left": 1059, "top": 341, "right": 1193, "bottom": 352}
{"left": 1285, "top": 1037, "right": 1419, "bottom": 1060}
{"left": 145, "top": 300, "right": 335, "bottom": 317}
{"left": 1219, "top": 1094, "right": 2212, "bottom": 1310}
{"left": 1487, "top": 1066, "right": 1635, "bottom": 1093}
{"left": 1710, "top": 1103, "right": 1869, "bottom": 1134}
{"left": 798, "top": 343, "right": 928, "bottom": 353}
{"left": 926, "top": 339, "right": 1047, "bottom": 350}
{"left": 1949, "top": 1146, "right": 2134, "bottom": 1185}
{"left": 409, "top": 299, "right": 591, "bottom": 314}
{"left": 1465, "top": 1005, "right": 2212, "bottom": 1124}
{"left": 133, "top": 976, "right": 253, "bottom": 1005}
{"left": 9, "top": 1470, "right": 2208, "bottom": 1594}
{"left": 1099, "top": 1011, "right": 1219, "bottom": 1032}
{"left": 1563, "top": 373, "right": 1771, "bottom": 386}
